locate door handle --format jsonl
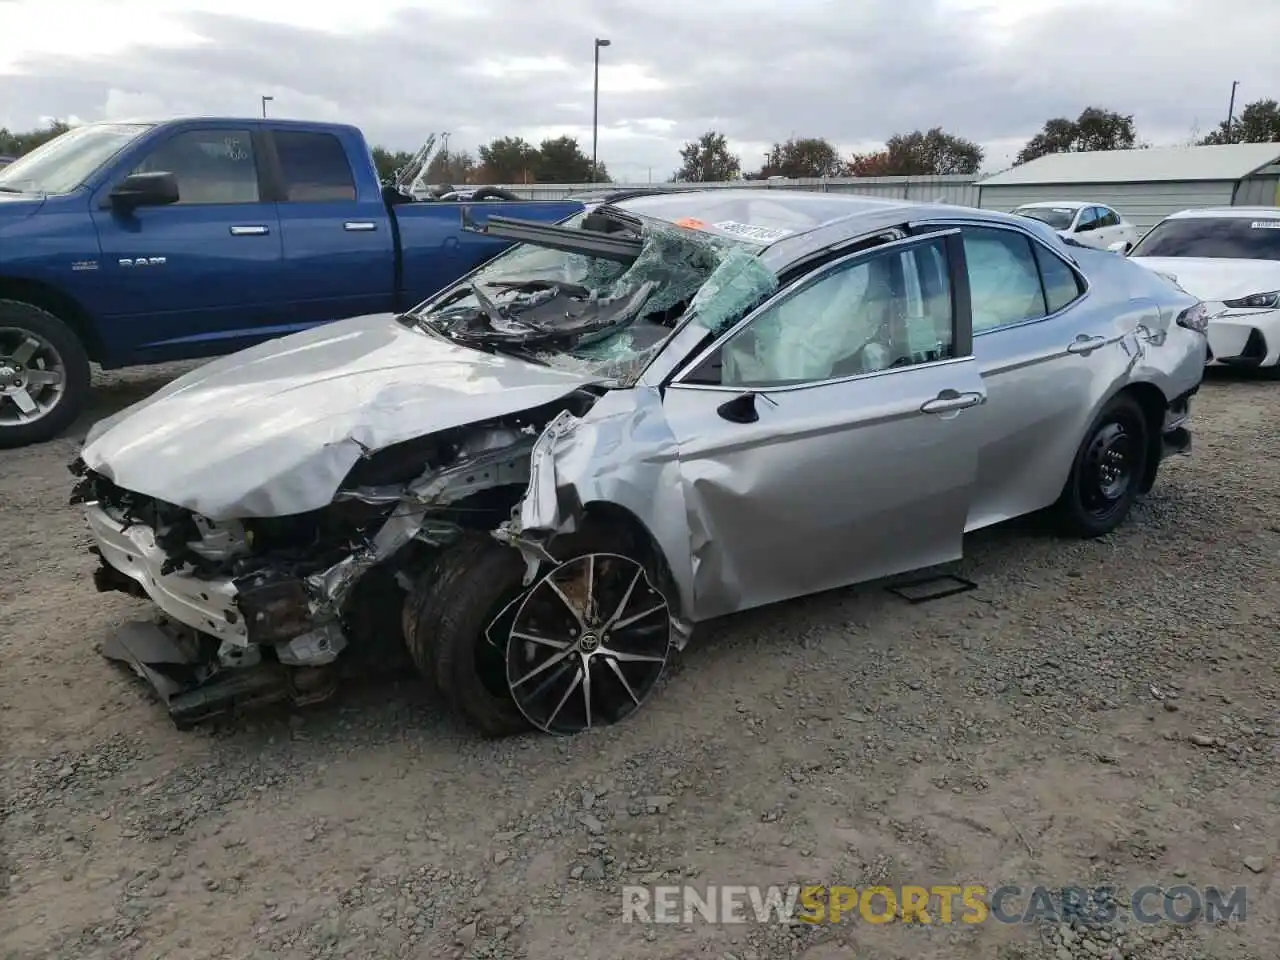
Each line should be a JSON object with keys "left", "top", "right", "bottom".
{"left": 230, "top": 225, "right": 269, "bottom": 236}
{"left": 920, "top": 389, "right": 984, "bottom": 414}
{"left": 1066, "top": 334, "right": 1107, "bottom": 355}
{"left": 344, "top": 221, "right": 377, "bottom": 232}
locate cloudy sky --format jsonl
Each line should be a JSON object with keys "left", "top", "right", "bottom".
{"left": 1, "top": 0, "right": 1273, "bottom": 180}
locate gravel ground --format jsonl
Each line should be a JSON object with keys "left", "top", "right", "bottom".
{"left": 1, "top": 365, "right": 1277, "bottom": 960}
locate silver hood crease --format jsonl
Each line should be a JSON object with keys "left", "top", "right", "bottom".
{"left": 78, "top": 312, "right": 605, "bottom": 520}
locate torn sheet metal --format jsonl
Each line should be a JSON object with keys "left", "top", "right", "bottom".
{"left": 79, "top": 312, "right": 603, "bottom": 521}
{"left": 503, "top": 387, "right": 696, "bottom": 647}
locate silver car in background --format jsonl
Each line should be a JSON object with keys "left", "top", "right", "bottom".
{"left": 71, "top": 192, "right": 1208, "bottom": 737}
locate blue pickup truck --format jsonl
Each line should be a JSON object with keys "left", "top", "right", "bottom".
{"left": 0, "top": 117, "right": 583, "bottom": 448}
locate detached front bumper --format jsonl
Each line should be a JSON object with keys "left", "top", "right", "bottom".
{"left": 85, "top": 503, "right": 246, "bottom": 643}
{"left": 85, "top": 503, "right": 348, "bottom": 725}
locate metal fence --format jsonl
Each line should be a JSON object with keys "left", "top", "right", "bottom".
{"left": 492, "top": 174, "right": 982, "bottom": 206}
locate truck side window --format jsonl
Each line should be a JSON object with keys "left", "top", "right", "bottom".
{"left": 273, "top": 131, "right": 357, "bottom": 202}
{"left": 132, "top": 130, "right": 260, "bottom": 204}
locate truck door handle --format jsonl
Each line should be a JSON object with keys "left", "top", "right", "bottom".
{"left": 344, "top": 221, "right": 377, "bottom": 232}
{"left": 920, "top": 389, "right": 984, "bottom": 414}
{"left": 230, "top": 225, "right": 269, "bottom": 236}
{"left": 1066, "top": 334, "right": 1107, "bottom": 355}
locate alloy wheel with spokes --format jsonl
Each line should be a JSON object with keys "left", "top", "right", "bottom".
{"left": 504, "top": 552, "right": 672, "bottom": 735}
{"left": 0, "top": 325, "right": 66, "bottom": 427}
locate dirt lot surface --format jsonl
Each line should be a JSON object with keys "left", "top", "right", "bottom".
{"left": 1, "top": 365, "right": 1277, "bottom": 960}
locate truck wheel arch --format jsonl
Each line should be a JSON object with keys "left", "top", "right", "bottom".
{"left": 0, "top": 276, "right": 104, "bottom": 363}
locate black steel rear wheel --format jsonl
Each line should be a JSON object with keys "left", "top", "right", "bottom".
{"left": 1055, "top": 393, "right": 1150, "bottom": 538}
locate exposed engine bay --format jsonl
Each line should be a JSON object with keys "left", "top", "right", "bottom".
{"left": 69, "top": 391, "right": 598, "bottom": 727}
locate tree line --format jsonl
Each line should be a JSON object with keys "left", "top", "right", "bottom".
{"left": 4, "top": 99, "right": 1279, "bottom": 184}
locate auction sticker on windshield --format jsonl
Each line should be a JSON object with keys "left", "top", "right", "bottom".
{"left": 713, "top": 221, "right": 794, "bottom": 243}
{"left": 1250, "top": 221, "right": 1280, "bottom": 229}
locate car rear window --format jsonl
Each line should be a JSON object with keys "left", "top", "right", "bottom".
{"left": 1130, "top": 217, "right": 1280, "bottom": 260}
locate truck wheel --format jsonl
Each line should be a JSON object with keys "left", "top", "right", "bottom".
{"left": 0, "top": 299, "right": 91, "bottom": 449}
{"left": 1053, "top": 393, "right": 1150, "bottom": 538}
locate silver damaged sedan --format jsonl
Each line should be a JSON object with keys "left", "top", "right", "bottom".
{"left": 71, "top": 191, "right": 1208, "bottom": 735}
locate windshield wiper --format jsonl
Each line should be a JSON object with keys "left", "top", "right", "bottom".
{"left": 0, "top": 186, "right": 25, "bottom": 194}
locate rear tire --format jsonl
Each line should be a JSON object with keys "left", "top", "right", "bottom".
{"left": 1054, "top": 393, "right": 1150, "bottom": 538}
{"left": 0, "top": 299, "right": 91, "bottom": 449}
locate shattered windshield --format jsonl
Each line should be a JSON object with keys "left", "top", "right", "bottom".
{"left": 407, "top": 208, "right": 782, "bottom": 383}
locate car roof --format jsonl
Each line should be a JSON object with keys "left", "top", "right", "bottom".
{"left": 615, "top": 189, "right": 1029, "bottom": 240}
{"left": 1166, "top": 206, "right": 1280, "bottom": 220}
{"left": 610, "top": 188, "right": 1069, "bottom": 264}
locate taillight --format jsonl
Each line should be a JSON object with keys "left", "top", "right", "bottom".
{"left": 1176, "top": 302, "right": 1209, "bottom": 334}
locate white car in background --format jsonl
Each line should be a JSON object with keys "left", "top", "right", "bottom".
{"left": 1127, "top": 207, "right": 1280, "bottom": 368}
{"left": 1011, "top": 201, "right": 1140, "bottom": 252}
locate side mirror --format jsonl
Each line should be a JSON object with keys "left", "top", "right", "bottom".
{"left": 108, "top": 171, "right": 179, "bottom": 211}
{"left": 717, "top": 392, "right": 760, "bottom": 424}
{"left": 1107, "top": 241, "right": 1128, "bottom": 254}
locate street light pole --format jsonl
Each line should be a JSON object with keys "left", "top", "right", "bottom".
{"left": 1225, "top": 81, "right": 1240, "bottom": 143}
{"left": 592, "top": 38, "right": 611, "bottom": 183}
{"left": 261, "top": 95, "right": 273, "bottom": 118}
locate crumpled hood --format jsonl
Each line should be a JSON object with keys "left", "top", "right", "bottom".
{"left": 80, "top": 312, "right": 604, "bottom": 520}
{"left": 1128, "top": 257, "right": 1280, "bottom": 301}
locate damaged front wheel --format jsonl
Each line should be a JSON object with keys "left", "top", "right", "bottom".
{"left": 506, "top": 552, "right": 671, "bottom": 735}
{"left": 403, "top": 530, "right": 673, "bottom": 738}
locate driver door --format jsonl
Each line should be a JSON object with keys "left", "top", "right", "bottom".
{"left": 660, "top": 231, "right": 988, "bottom": 622}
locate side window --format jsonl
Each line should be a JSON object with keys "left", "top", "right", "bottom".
{"left": 1075, "top": 207, "right": 1100, "bottom": 232}
{"left": 273, "top": 131, "right": 357, "bottom": 202}
{"left": 708, "top": 238, "right": 954, "bottom": 388}
{"left": 1033, "top": 244, "right": 1086, "bottom": 313}
{"left": 1099, "top": 208, "right": 1121, "bottom": 227}
{"left": 132, "top": 129, "right": 259, "bottom": 204}
{"left": 962, "top": 228, "right": 1047, "bottom": 332}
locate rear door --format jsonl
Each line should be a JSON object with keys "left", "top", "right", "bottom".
{"left": 659, "top": 231, "right": 987, "bottom": 621}
{"left": 908, "top": 220, "right": 1103, "bottom": 528}
{"left": 90, "top": 125, "right": 284, "bottom": 360}
{"left": 267, "top": 128, "right": 396, "bottom": 327}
